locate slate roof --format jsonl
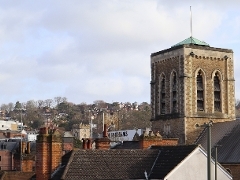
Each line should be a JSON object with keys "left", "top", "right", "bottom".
{"left": 55, "top": 145, "right": 199, "bottom": 180}
{"left": 195, "top": 120, "right": 240, "bottom": 163}
{"left": 0, "top": 142, "right": 18, "bottom": 152}
{"left": 111, "top": 141, "right": 141, "bottom": 149}
{"left": 171, "top": 36, "right": 210, "bottom": 47}
{"left": 61, "top": 149, "right": 160, "bottom": 180}
{"left": 149, "top": 145, "right": 198, "bottom": 179}
{"left": 51, "top": 151, "right": 73, "bottom": 180}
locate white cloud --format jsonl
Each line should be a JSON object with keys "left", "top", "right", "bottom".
{"left": 0, "top": 0, "right": 240, "bottom": 105}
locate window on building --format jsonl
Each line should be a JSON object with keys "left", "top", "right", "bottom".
{"left": 197, "top": 71, "right": 204, "bottom": 111}
{"left": 160, "top": 75, "right": 166, "bottom": 114}
{"left": 171, "top": 72, "right": 177, "bottom": 113}
{"left": 214, "top": 72, "right": 221, "bottom": 112}
{"left": 0, "top": 156, "right": 2, "bottom": 161}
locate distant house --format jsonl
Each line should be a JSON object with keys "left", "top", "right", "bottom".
{"left": 25, "top": 131, "right": 38, "bottom": 142}
{"left": 72, "top": 123, "right": 90, "bottom": 140}
{"left": 0, "top": 120, "right": 20, "bottom": 131}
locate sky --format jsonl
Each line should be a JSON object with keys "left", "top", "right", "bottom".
{"left": 1, "top": 0, "right": 240, "bottom": 105}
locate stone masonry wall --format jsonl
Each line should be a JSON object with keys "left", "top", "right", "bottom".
{"left": 151, "top": 45, "right": 235, "bottom": 145}
{"left": 151, "top": 48, "right": 184, "bottom": 117}
{"left": 151, "top": 118, "right": 185, "bottom": 144}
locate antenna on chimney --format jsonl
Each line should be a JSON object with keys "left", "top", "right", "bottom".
{"left": 190, "top": 6, "right": 193, "bottom": 43}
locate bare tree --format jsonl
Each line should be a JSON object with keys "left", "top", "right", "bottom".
{"left": 8, "top": 103, "right": 14, "bottom": 112}
{"left": 54, "top": 97, "right": 67, "bottom": 107}
{"left": 37, "top": 100, "right": 44, "bottom": 108}
{"left": 44, "top": 99, "right": 53, "bottom": 108}
{"left": 26, "top": 100, "right": 38, "bottom": 110}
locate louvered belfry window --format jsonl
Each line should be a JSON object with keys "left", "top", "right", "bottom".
{"left": 161, "top": 76, "right": 166, "bottom": 114}
{"left": 197, "top": 71, "right": 204, "bottom": 111}
{"left": 214, "top": 72, "right": 221, "bottom": 111}
{"left": 172, "top": 72, "right": 177, "bottom": 113}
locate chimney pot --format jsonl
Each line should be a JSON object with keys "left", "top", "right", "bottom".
{"left": 103, "top": 124, "right": 107, "bottom": 137}
{"left": 82, "top": 138, "right": 87, "bottom": 149}
{"left": 26, "top": 142, "right": 31, "bottom": 154}
{"left": 87, "top": 138, "right": 92, "bottom": 149}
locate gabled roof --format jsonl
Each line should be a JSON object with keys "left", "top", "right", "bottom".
{"left": 61, "top": 149, "right": 160, "bottom": 179}
{"left": 195, "top": 120, "right": 240, "bottom": 163}
{"left": 55, "top": 145, "right": 200, "bottom": 180}
{"left": 149, "top": 145, "right": 198, "bottom": 179}
{"left": 171, "top": 36, "right": 210, "bottom": 47}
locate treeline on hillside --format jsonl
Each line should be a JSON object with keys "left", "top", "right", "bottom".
{"left": 0, "top": 97, "right": 151, "bottom": 132}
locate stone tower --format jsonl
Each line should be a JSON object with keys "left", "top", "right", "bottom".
{"left": 36, "top": 127, "right": 62, "bottom": 180}
{"left": 150, "top": 37, "right": 235, "bottom": 144}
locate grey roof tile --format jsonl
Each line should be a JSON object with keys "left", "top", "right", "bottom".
{"left": 195, "top": 120, "right": 240, "bottom": 163}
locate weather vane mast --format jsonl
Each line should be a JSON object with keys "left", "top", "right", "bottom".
{"left": 190, "top": 6, "right": 192, "bottom": 38}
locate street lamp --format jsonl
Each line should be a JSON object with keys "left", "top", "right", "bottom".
{"left": 206, "top": 121, "right": 213, "bottom": 180}
{"left": 90, "top": 115, "right": 94, "bottom": 138}
{"left": 196, "top": 120, "right": 213, "bottom": 180}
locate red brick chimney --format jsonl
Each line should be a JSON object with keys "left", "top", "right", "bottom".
{"left": 87, "top": 138, "right": 92, "bottom": 149}
{"left": 140, "top": 130, "right": 178, "bottom": 149}
{"left": 26, "top": 142, "right": 31, "bottom": 154}
{"left": 36, "top": 127, "right": 62, "bottom": 180}
{"left": 95, "top": 124, "right": 111, "bottom": 149}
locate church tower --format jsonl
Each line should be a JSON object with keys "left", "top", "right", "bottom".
{"left": 150, "top": 37, "right": 235, "bottom": 144}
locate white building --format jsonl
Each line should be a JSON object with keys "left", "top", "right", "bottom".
{"left": 107, "top": 129, "right": 145, "bottom": 142}
{"left": 26, "top": 130, "right": 38, "bottom": 141}
{"left": 0, "top": 120, "right": 21, "bottom": 131}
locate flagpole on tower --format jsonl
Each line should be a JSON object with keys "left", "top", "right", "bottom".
{"left": 190, "top": 6, "right": 192, "bottom": 37}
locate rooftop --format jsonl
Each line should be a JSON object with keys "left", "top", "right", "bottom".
{"left": 171, "top": 36, "right": 210, "bottom": 47}
{"left": 195, "top": 120, "right": 240, "bottom": 163}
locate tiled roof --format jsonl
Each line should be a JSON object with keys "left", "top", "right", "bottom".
{"left": 62, "top": 149, "right": 160, "bottom": 180}
{"left": 171, "top": 36, "right": 210, "bottom": 47}
{"left": 57, "top": 145, "right": 198, "bottom": 180}
{"left": 0, "top": 171, "right": 35, "bottom": 180}
{"left": 51, "top": 151, "right": 73, "bottom": 180}
{"left": 111, "top": 141, "right": 141, "bottom": 149}
{"left": 195, "top": 120, "right": 240, "bottom": 163}
{"left": 149, "top": 145, "right": 198, "bottom": 179}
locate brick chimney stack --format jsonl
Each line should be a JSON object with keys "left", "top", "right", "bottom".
{"left": 95, "top": 124, "right": 111, "bottom": 150}
{"left": 36, "top": 127, "right": 62, "bottom": 180}
{"left": 140, "top": 130, "right": 179, "bottom": 149}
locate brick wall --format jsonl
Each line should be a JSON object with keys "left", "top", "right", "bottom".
{"left": 36, "top": 127, "right": 62, "bottom": 180}
{"left": 222, "top": 164, "right": 240, "bottom": 180}
{"left": 0, "top": 151, "right": 13, "bottom": 170}
{"left": 140, "top": 137, "right": 178, "bottom": 149}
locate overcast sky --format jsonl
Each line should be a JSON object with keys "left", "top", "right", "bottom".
{"left": 1, "top": 0, "right": 240, "bottom": 105}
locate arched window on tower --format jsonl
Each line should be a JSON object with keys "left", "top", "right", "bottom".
{"left": 197, "top": 71, "right": 204, "bottom": 111}
{"left": 160, "top": 75, "right": 166, "bottom": 114}
{"left": 214, "top": 72, "right": 221, "bottom": 112}
{"left": 171, "top": 72, "right": 177, "bottom": 113}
